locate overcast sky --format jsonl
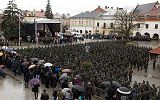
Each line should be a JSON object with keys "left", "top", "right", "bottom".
{"left": 0, "top": 0, "right": 158, "bottom": 16}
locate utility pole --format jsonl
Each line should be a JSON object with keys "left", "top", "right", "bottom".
{"left": 34, "top": 19, "right": 38, "bottom": 45}
{"left": 18, "top": 14, "right": 21, "bottom": 46}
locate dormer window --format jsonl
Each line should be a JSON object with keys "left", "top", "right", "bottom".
{"left": 146, "top": 14, "right": 150, "bottom": 18}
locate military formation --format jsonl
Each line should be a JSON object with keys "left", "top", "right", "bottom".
{"left": 2, "top": 40, "right": 160, "bottom": 99}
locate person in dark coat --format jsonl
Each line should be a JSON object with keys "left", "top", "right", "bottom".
{"left": 40, "top": 90, "right": 49, "bottom": 100}
{"left": 32, "top": 84, "right": 40, "bottom": 99}
{"left": 62, "top": 80, "right": 69, "bottom": 89}
{"left": 24, "top": 71, "right": 30, "bottom": 88}
{"left": 85, "top": 82, "right": 93, "bottom": 100}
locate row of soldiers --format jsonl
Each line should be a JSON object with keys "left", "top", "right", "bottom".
{"left": 132, "top": 81, "right": 160, "bottom": 100}
{"left": 16, "top": 41, "right": 151, "bottom": 88}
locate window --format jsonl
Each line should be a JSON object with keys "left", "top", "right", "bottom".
{"left": 89, "top": 21, "right": 91, "bottom": 25}
{"left": 80, "top": 30, "right": 82, "bottom": 33}
{"left": 82, "top": 21, "right": 83, "bottom": 25}
{"left": 155, "top": 24, "right": 158, "bottom": 29}
{"left": 110, "top": 23, "right": 113, "bottom": 28}
{"left": 146, "top": 14, "right": 150, "bottom": 18}
{"left": 86, "top": 21, "right": 88, "bottom": 25}
{"left": 97, "top": 22, "right": 99, "bottom": 27}
{"left": 145, "top": 24, "right": 149, "bottom": 29}
{"left": 137, "top": 23, "right": 140, "bottom": 28}
{"left": 79, "top": 21, "right": 81, "bottom": 25}
{"left": 103, "top": 23, "right": 106, "bottom": 28}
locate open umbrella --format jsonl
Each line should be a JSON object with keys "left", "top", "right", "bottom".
{"left": 0, "top": 65, "right": 5, "bottom": 68}
{"left": 38, "top": 60, "right": 45, "bottom": 65}
{"left": 117, "top": 87, "right": 131, "bottom": 95}
{"left": 30, "top": 58, "right": 39, "bottom": 61}
{"left": 62, "top": 69, "right": 71, "bottom": 73}
{"left": 10, "top": 51, "right": 17, "bottom": 54}
{"left": 2, "top": 46, "right": 8, "bottom": 50}
{"left": 44, "top": 63, "right": 52, "bottom": 67}
{"left": 29, "top": 78, "right": 40, "bottom": 86}
{"left": 101, "top": 81, "right": 121, "bottom": 88}
{"left": 112, "top": 81, "right": 121, "bottom": 87}
{"left": 72, "top": 85, "right": 85, "bottom": 93}
{"left": 29, "top": 64, "right": 36, "bottom": 69}
{"left": 0, "top": 52, "right": 3, "bottom": 56}
{"left": 59, "top": 75, "right": 69, "bottom": 80}
{"left": 22, "top": 62, "right": 29, "bottom": 66}
{"left": 54, "top": 66, "right": 61, "bottom": 73}
{"left": 62, "top": 88, "right": 71, "bottom": 95}
{"left": 101, "top": 81, "right": 111, "bottom": 86}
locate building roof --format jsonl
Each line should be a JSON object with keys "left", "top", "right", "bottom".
{"left": 149, "top": 7, "right": 160, "bottom": 16}
{"left": 35, "top": 11, "right": 45, "bottom": 18}
{"left": 96, "top": 15, "right": 114, "bottom": 20}
{"left": 26, "top": 18, "right": 60, "bottom": 24}
{"left": 149, "top": 47, "right": 160, "bottom": 55}
{"left": 71, "top": 11, "right": 102, "bottom": 18}
{"left": 133, "top": 2, "right": 158, "bottom": 14}
{"left": 93, "top": 6, "right": 106, "bottom": 13}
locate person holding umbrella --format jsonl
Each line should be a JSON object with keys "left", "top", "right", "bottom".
{"left": 29, "top": 77, "right": 40, "bottom": 99}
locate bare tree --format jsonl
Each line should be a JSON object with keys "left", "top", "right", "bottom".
{"left": 111, "top": 10, "right": 143, "bottom": 38}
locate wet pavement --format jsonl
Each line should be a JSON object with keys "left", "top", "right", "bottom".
{"left": 0, "top": 68, "right": 103, "bottom": 100}
{"left": 0, "top": 74, "right": 54, "bottom": 100}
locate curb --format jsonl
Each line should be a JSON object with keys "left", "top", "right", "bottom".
{"left": 5, "top": 73, "right": 21, "bottom": 82}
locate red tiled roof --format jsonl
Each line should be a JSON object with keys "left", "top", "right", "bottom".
{"left": 142, "top": 18, "right": 160, "bottom": 21}
{"left": 149, "top": 47, "right": 160, "bottom": 55}
{"left": 93, "top": 6, "right": 106, "bottom": 13}
{"left": 149, "top": 7, "right": 160, "bottom": 16}
{"left": 35, "top": 11, "right": 45, "bottom": 18}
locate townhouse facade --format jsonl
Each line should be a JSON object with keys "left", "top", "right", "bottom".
{"left": 133, "top": 1, "right": 160, "bottom": 38}
{"left": 70, "top": 6, "right": 122, "bottom": 35}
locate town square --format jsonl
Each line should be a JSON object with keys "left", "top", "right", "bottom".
{"left": 0, "top": 0, "right": 160, "bottom": 100}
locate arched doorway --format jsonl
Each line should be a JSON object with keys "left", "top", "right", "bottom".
{"left": 144, "top": 32, "right": 150, "bottom": 37}
{"left": 135, "top": 32, "right": 141, "bottom": 36}
{"left": 152, "top": 33, "right": 159, "bottom": 39}
{"left": 144, "top": 32, "right": 151, "bottom": 41}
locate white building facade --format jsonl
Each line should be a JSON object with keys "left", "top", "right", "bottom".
{"left": 133, "top": 1, "right": 160, "bottom": 38}
{"left": 70, "top": 6, "right": 122, "bottom": 35}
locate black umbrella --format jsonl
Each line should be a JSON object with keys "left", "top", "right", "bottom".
{"left": 112, "top": 81, "right": 121, "bottom": 87}
{"left": 117, "top": 87, "right": 131, "bottom": 95}
{"left": 72, "top": 85, "right": 85, "bottom": 93}
{"left": 30, "top": 58, "right": 39, "bottom": 61}
{"left": 101, "top": 81, "right": 111, "bottom": 86}
{"left": 22, "top": 61, "right": 29, "bottom": 66}
{"left": 101, "top": 81, "right": 121, "bottom": 87}
{"left": 59, "top": 75, "right": 70, "bottom": 81}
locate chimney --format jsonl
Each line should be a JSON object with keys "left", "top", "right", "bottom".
{"left": 41, "top": 9, "right": 44, "bottom": 13}
{"left": 119, "top": 8, "right": 123, "bottom": 10}
{"left": 98, "top": 6, "right": 100, "bottom": 8}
